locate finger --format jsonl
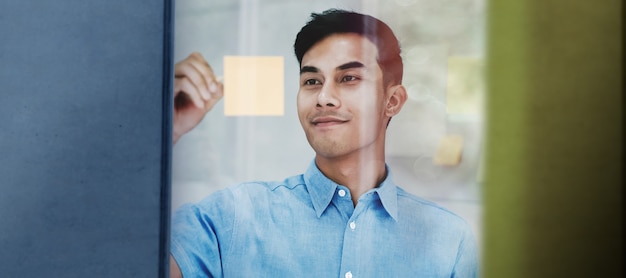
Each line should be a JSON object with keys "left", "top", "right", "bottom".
{"left": 202, "top": 79, "right": 224, "bottom": 113}
{"left": 195, "top": 77, "right": 222, "bottom": 113}
{"left": 189, "top": 52, "right": 214, "bottom": 74}
{"left": 174, "top": 77, "right": 205, "bottom": 109}
{"left": 213, "top": 76, "right": 224, "bottom": 98}
{"left": 208, "top": 79, "right": 220, "bottom": 95}
{"left": 175, "top": 61, "right": 211, "bottom": 100}
{"left": 186, "top": 53, "right": 221, "bottom": 95}
{"left": 204, "top": 78, "right": 223, "bottom": 108}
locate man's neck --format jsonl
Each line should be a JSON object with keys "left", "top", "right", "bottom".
{"left": 315, "top": 150, "right": 387, "bottom": 206}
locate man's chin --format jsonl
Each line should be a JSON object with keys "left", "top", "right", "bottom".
{"left": 311, "top": 144, "right": 349, "bottom": 160}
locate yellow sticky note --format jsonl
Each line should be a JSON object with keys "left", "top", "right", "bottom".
{"left": 446, "top": 57, "right": 484, "bottom": 115}
{"left": 433, "top": 135, "right": 464, "bottom": 166}
{"left": 223, "top": 56, "right": 284, "bottom": 116}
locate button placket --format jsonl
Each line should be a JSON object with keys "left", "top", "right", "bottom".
{"left": 338, "top": 187, "right": 363, "bottom": 278}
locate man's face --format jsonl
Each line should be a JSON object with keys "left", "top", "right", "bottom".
{"left": 297, "top": 33, "right": 390, "bottom": 159}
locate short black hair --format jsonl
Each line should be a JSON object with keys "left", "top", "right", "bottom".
{"left": 294, "top": 9, "right": 403, "bottom": 86}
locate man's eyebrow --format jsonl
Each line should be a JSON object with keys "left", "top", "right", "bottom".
{"left": 337, "top": 61, "right": 365, "bottom": 71}
{"left": 300, "top": 66, "right": 318, "bottom": 74}
{"left": 300, "top": 61, "right": 366, "bottom": 74}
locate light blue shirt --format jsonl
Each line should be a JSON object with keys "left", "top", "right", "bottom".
{"left": 171, "top": 161, "right": 478, "bottom": 277}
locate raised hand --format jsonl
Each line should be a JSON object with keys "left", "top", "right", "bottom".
{"left": 172, "top": 52, "right": 223, "bottom": 144}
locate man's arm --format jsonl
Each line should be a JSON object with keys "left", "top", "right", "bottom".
{"left": 169, "top": 255, "right": 182, "bottom": 278}
{"left": 172, "top": 52, "right": 223, "bottom": 144}
{"left": 169, "top": 53, "right": 224, "bottom": 278}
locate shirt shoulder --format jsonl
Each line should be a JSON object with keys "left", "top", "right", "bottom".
{"left": 230, "top": 174, "right": 306, "bottom": 192}
{"left": 394, "top": 186, "right": 472, "bottom": 231}
{"left": 219, "top": 174, "right": 306, "bottom": 203}
{"left": 191, "top": 174, "right": 309, "bottom": 216}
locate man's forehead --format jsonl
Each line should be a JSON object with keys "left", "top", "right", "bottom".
{"left": 300, "top": 33, "right": 379, "bottom": 71}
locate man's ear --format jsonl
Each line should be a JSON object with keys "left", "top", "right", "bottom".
{"left": 385, "top": 84, "right": 408, "bottom": 117}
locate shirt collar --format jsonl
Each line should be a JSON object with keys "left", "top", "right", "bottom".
{"left": 303, "top": 160, "right": 338, "bottom": 218}
{"left": 375, "top": 167, "right": 399, "bottom": 221}
{"left": 303, "top": 160, "right": 398, "bottom": 221}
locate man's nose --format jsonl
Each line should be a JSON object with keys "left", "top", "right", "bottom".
{"left": 316, "top": 82, "right": 340, "bottom": 108}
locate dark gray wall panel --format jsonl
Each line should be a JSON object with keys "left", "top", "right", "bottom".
{"left": 0, "top": 0, "right": 172, "bottom": 277}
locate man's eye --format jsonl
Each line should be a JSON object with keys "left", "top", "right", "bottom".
{"left": 304, "top": 79, "right": 321, "bottom": 85}
{"left": 341, "top": 76, "right": 359, "bottom": 82}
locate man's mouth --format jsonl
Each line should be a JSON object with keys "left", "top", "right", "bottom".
{"left": 311, "top": 116, "right": 348, "bottom": 127}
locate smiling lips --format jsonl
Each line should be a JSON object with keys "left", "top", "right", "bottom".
{"left": 311, "top": 116, "right": 349, "bottom": 128}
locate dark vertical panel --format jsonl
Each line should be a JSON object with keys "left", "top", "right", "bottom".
{"left": 0, "top": 0, "right": 172, "bottom": 277}
{"left": 523, "top": 1, "right": 622, "bottom": 276}
{"left": 485, "top": 0, "right": 623, "bottom": 277}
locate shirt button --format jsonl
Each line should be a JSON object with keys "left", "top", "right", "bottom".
{"left": 345, "top": 271, "right": 353, "bottom": 278}
{"left": 338, "top": 189, "right": 346, "bottom": 197}
{"left": 349, "top": 221, "right": 356, "bottom": 230}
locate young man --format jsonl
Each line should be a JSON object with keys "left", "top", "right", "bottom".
{"left": 170, "top": 9, "right": 478, "bottom": 278}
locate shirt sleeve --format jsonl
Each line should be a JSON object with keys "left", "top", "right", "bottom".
{"left": 170, "top": 189, "right": 236, "bottom": 278}
{"left": 451, "top": 226, "right": 480, "bottom": 278}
